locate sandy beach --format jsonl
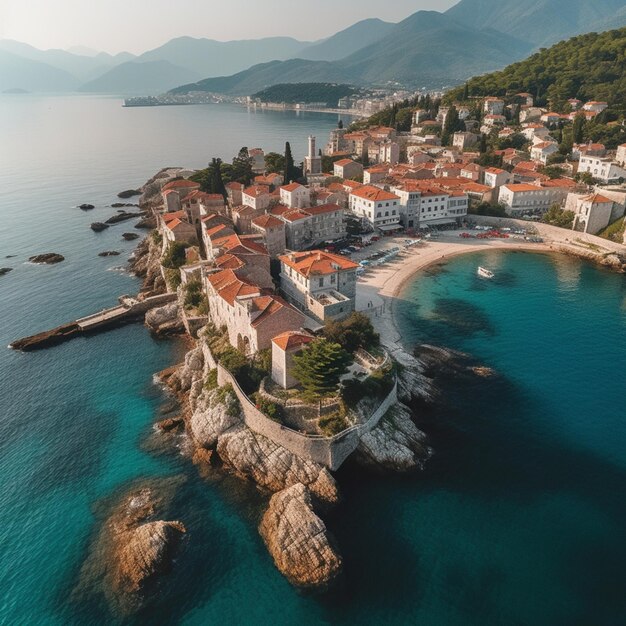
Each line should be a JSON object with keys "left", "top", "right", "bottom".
{"left": 353, "top": 221, "right": 625, "bottom": 352}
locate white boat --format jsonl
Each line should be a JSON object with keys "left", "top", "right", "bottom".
{"left": 477, "top": 266, "right": 494, "bottom": 279}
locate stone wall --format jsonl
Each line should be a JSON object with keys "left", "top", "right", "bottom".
{"left": 216, "top": 361, "right": 397, "bottom": 470}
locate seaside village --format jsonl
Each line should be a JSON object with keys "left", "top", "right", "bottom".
{"left": 151, "top": 92, "right": 626, "bottom": 459}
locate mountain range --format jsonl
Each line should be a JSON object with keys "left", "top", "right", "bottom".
{"left": 2, "top": 0, "right": 626, "bottom": 96}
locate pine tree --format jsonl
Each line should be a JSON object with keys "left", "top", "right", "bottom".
{"left": 479, "top": 133, "right": 488, "bottom": 154}
{"left": 292, "top": 339, "right": 352, "bottom": 398}
{"left": 441, "top": 105, "right": 461, "bottom": 146}
{"left": 462, "top": 83, "right": 469, "bottom": 101}
{"left": 338, "top": 119, "right": 344, "bottom": 129}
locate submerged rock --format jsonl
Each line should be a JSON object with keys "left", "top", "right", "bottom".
{"left": 0, "top": 267, "right": 13, "bottom": 276}
{"left": 357, "top": 403, "right": 432, "bottom": 472}
{"left": 155, "top": 416, "right": 184, "bottom": 432}
{"left": 29, "top": 253, "right": 64, "bottom": 264}
{"left": 259, "top": 483, "right": 342, "bottom": 588}
{"left": 91, "top": 222, "right": 109, "bottom": 232}
{"left": 122, "top": 232, "right": 140, "bottom": 241}
{"left": 98, "top": 251, "right": 121, "bottom": 257}
{"left": 79, "top": 203, "right": 95, "bottom": 210}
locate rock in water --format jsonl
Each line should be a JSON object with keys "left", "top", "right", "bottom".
{"left": 98, "top": 251, "right": 121, "bottom": 257}
{"left": 29, "top": 253, "right": 65, "bottom": 264}
{"left": 118, "top": 189, "right": 141, "bottom": 199}
{"left": 259, "top": 483, "right": 342, "bottom": 588}
{"left": 0, "top": 267, "right": 12, "bottom": 276}
{"left": 115, "top": 520, "right": 186, "bottom": 594}
{"left": 79, "top": 203, "right": 95, "bottom": 210}
{"left": 91, "top": 222, "right": 109, "bottom": 232}
{"left": 122, "top": 232, "right": 140, "bottom": 241}
{"left": 105, "top": 211, "right": 142, "bottom": 225}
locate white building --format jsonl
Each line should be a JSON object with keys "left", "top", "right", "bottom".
{"left": 498, "top": 183, "right": 566, "bottom": 215}
{"left": 566, "top": 192, "right": 615, "bottom": 234}
{"left": 279, "top": 250, "right": 359, "bottom": 323}
{"left": 615, "top": 144, "right": 626, "bottom": 167}
{"left": 304, "top": 136, "right": 322, "bottom": 178}
{"left": 483, "top": 167, "right": 514, "bottom": 188}
{"left": 280, "top": 182, "right": 311, "bottom": 208}
{"left": 530, "top": 141, "right": 559, "bottom": 164}
{"left": 483, "top": 97, "right": 505, "bottom": 115}
{"left": 349, "top": 185, "right": 401, "bottom": 232}
{"left": 578, "top": 156, "right": 626, "bottom": 183}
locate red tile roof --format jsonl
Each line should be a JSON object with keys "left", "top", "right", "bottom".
{"left": 350, "top": 185, "right": 399, "bottom": 202}
{"left": 272, "top": 331, "right": 314, "bottom": 351}
{"left": 281, "top": 182, "right": 305, "bottom": 192}
{"left": 162, "top": 179, "right": 201, "bottom": 192}
{"left": 279, "top": 250, "right": 358, "bottom": 277}
{"left": 252, "top": 214, "right": 284, "bottom": 229}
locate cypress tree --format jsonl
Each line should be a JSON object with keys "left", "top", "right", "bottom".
{"left": 284, "top": 141, "right": 295, "bottom": 183}
{"left": 572, "top": 112, "right": 586, "bottom": 144}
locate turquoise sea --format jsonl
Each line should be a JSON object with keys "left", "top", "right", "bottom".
{"left": 1, "top": 96, "right": 626, "bottom": 625}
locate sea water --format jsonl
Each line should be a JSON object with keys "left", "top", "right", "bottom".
{"left": 1, "top": 96, "right": 626, "bottom": 625}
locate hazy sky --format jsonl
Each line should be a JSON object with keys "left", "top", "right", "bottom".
{"left": 1, "top": 0, "right": 459, "bottom": 54}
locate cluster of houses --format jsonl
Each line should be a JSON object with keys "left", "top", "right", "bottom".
{"left": 320, "top": 94, "right": 626, "bottom": 235}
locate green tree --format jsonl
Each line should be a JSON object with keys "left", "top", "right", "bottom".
{"left": 338, "top": 119, "right": 344, "bottom": 129}
{"left": 284, "top": 141, "right": 297, "bottom": 183}
{"left": 542, "top": 205, "right": 575, "bottom": 228}
{"left": 441, "top": 105, "right": 463, "bottom": 146}
{"left": 265, "top": 152, "right": 285, "bottom": 174}
{"left": 572, "top": 112, "right": 586, "bottom": 144}
{"left": 161, "top": 242, "right": 189, "bottom": 269}
{"left": 324, "top": 312, "right": 380, "bottom": 352}
{"left": 462, "top": 83, "right": 469, "bottom": 100}
{"left": 231, "top": 147, "right": 254, "bottom": 185}
{"left": 208, "top": 157, "right": 226, "bottom": 197}
{"left": 479, "top": 133, "right": 488, "bottom": 154}
{"left": 292, "top": 338, "right": 352, "bottom": 399}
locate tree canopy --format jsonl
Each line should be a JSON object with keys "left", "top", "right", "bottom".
{"left": 292, "top": 338, "right": 352, "bottom": 399}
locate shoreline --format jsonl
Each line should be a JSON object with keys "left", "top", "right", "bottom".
{"left": 353, "top": 231, "right": 623, "bottom": 354}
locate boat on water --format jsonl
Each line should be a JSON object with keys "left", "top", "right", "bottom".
{"left": 477, "top": 266, "right": 495, "bottom": 279}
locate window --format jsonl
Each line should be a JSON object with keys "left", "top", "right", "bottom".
{"left": 319, "top": 277, "right": 324, "bottom": 287}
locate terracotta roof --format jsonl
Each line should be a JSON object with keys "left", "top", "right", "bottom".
{"left": 214, "top": 254, "right": 245, "bottom": 270}
{"left": 272, "top": 331, "right": 314, "bottom": 351}
{"left": 484, "top": 167, "right": 507, "bottom": 175}
{"left": 281, "top": 182, "right": 305, "bottom": 193}
{"left": 282, "top": 210, "right": 311, "bottom": 223}
{"left": 279, "top": 250, "right": 358, "bottom": 277}
{"left": 250, "top": 295, "right": 299, "bottom": 328}
{"left": 334, "top": 159, "right": 355, "bottom": 167}
{"left": 208, "top": 269, "right": 259, "bottom": 305}
{"left": 252, "top": 214, "right": 284, "bottom": 229}
{"left": 269, "top": 203, "right": 291, "bottom": 216}
{"left": 161, "top": 179, "right": 200, "bottom": 192}
{"left": 243, "top": 185, "right": 270, "bottom": 197}
{"left": 342, "top": 180, "right": 363, "bottom": 190}
{"left": 503, "top": 184, "right": 541, "bottom": 192}
{"left": 350, "top": 185, "right": 399, "bottom": 202}
{"left": 162, "top": 211, "right": 186, "bottom": 222}
{"left": 304, "top": 203, "right": 342, "bottom": 216}
{"left": 582, "top": 193, "right": 613, "bottom": 204}
{"left": 225, "top": 182, "right": 244, "bottom": 190}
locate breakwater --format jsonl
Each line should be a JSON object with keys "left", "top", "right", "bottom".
{"left": 10, "top": 293, "right": 176, "bottom": 351}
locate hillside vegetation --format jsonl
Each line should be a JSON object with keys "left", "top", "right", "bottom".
{"left": 446, "top": 27, "right": 626, "bottom": 113}
{"left": 251, "top": 83, "right": 360, "bottom": 106}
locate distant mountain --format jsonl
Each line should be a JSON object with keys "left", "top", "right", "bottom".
{"left": 170, "top": 11, "right": 532, "bottom": 95}
{"left": 297, "top": 19, "right": 394, "bottom": 61}
{"left": 446, "top": 27, "right": 626, "bottom": 114}
{"left": 445, "top": 0, "right": 626, "bottom": 47}
{"left": 78, "top": 60, "right": 202, "bottom": 95}
{"left": 0, "top": 49, "right": 78, "bottom": 92}
{"left": 136, "top": 36, "right": 313, "bottom": 78}
{"left": 0, "top": 39, "right": 132, "bottom": 81}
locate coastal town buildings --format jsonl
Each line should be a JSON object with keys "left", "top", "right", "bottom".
{"left": 578, "top": 156, "right": 626, "bottom": 184}
{"left": 279, "top": 250, "right": 359, "bottom": 323}
{"left": 566, "top": 192, "right": 616, "bottom": 234}
{"left": 349, "top": 186, "right": 401, "bottom": 232}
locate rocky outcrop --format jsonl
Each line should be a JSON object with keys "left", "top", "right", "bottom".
{"left": 357, "top": 403, "right": 432, "bottom": 472}
{"left": 138, "top": 167, "right": 196, "bottom": 209}
{"left": 115, "top": 520, "right": 186, "bottom": 595}
{"left": 79, "top": 203, "right": 94, "bottom": 210}
{"left": 98, "top": 251, "right": 121, "bottom": 257}
{"left": 134, "top": 216, "right": 157, "bottom": 230}
{"left": 106, "top": 211, "right": 143, "bottom": 225}
{"left": 111, "top": 202, "right": 139, "bottom": 208}
{"left": 0, "top": 267, "right": 12, "bottom": 276}
{"left": 259, "top": 484, "right": 342, "bottom": 588}
{"left": 74, "top": 479, "right": 187, "bottom": 616}
{"left": 145, "top": 303, "right": 184, "bottom": 336}
{"left": 29, "top": 253, "right": 64, "bottom": 264}
{"left": 189, "top": 387, "right": 240, "bottom": 449}
{"left": 122, "top": 232, "right": 140, "bottom": 241}
{"left": 128, "top": 235, "right": 165, "bottom": 294}
{"left": 217, "top": 426, "right": 339, "bottom": 505}
{"left": 155, "top": 416, "right": 184, "bottom": 432}
{"left": 118, "top": 189, "right": 141, "bottom": 199}
{"left": 91, "top": 222, "right": 109, "bottom": 232}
